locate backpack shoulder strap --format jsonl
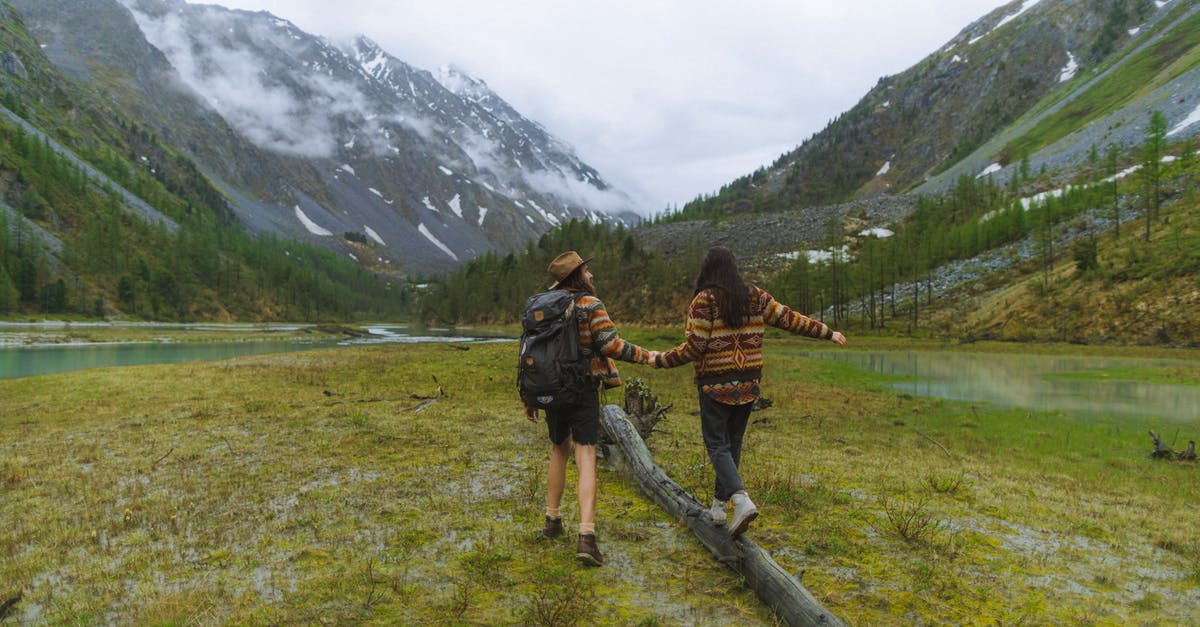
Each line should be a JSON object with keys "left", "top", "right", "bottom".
{"left": 571, "top": 292, "right": 595, "bottom": 359}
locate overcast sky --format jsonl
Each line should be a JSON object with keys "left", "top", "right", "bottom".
{"left": 207, "top": 0, "right": 1005, "bottom": 214}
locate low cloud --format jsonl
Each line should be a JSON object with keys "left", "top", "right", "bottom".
{"left": 123, "top": 1, "right": 365, "bottom": 158}
{"left": 458, "top": 128, "right": 632, "bottom": 216}
{"left": 121, "top": 0, "right": 637, "bottom": 214}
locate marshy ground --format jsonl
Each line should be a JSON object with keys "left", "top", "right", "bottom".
{"left": 1, "top": 335, "right": 1197, "bottom": 624}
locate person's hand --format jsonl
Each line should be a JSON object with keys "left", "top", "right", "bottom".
{"left": 524, "top": 405, "right": 539, "bottom": 422}
{"left": 647, "top": 350, "right": 661, "bottom": 368}
{"left": 830, "top": 331, "right": 847, "bottom": 347}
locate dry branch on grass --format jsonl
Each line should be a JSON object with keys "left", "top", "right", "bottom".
{"left": 1148, "top": 430, "right": 1197, "bottom": 462}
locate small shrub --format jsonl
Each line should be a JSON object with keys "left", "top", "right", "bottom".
{"left": 521, "top": 565, "right": 595, "bottom": 626}
{"left": 1072, "top": 238, "right": 1098, "bottom": 273}
{"left": 348, "top": 409, "right": 369, "bottom": 429}
{"left": 924, "top": 472, "right": 966, "bottom": 496}
{"left": 880, "top": 494, "right": 942, "bottom": 545}
{"left": 1, "top": 460, "right": 25, "bottom": 487}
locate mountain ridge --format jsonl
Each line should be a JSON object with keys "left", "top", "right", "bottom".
{"left": 670, "top": 0, "right": 1199, "bottom": 226}
{"left": 9, "top": 0, "right": 640, "bottom": 276}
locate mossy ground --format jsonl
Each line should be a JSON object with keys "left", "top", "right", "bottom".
{"left": 2, "top": 337, "right": 1198, "bottom": 624}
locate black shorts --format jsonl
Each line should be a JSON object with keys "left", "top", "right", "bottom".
{"left": 545, "top": 384, "right": 601, "bottom": 446}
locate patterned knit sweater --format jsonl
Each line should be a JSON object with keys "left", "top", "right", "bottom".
{"left": 659, "top": 285, "right": 832, "bottom": 387}
{"left": 573, "top": 291, "right": 654, "bottom": 388}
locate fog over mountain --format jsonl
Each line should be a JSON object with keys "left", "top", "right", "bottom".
{"left": 13, "top": 0, "right": 640, "bottom": 275}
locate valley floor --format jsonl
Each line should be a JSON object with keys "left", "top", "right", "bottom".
{"left": 1, "top": 338, "right": 1197, "bottom": 624}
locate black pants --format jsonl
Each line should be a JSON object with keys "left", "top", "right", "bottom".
{"left": 698, "top": 391, "right": 753, "bottom": 501}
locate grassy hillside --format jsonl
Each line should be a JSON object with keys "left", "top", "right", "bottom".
{"left": 1000, "top": 4, "right": 1200, "bottom": 164}
{"left": 928, "top": 175, "right": 1200, "bottom": 345}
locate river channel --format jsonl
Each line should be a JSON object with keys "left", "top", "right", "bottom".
{"left": 0, "top": 322, "right": 510, "bottom": 380}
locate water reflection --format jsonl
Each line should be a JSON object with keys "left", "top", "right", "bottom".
{"left": 798, "top": 350, "right": 1200, "bottom": 423}
{"left": 0, "top": 323, "right": 513, "bottom": 380}
{"left": 0, "top": 340, "right": 332, "bottom": 380}
{"left": 355, "top": 326, "right": 512, "bottom": 345}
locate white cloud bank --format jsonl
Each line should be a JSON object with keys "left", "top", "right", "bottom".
{"left": 120, "top": 1, "right": 398, "bottom": 160}
{"left": 209, "top": 0, "right": 1006, "bottom": 212}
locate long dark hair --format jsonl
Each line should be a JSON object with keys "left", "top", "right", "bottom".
{"left": 558, "top": 265, "right": 594, "bottom": 295}
{"left": 694, "top": 246, "right": 748, "bottom": 328}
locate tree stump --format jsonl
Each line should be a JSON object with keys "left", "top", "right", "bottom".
{"left": 600, "top": 404, "right": 844, "bottom": 627}
{"left": 1149, "top": 430, "right": 1174, "bottom": 459}
{"left": 619, "top": 378, "right": 671, "bottom": 441}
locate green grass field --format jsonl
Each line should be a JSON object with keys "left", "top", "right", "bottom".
{"left": 2, "top": 337, "right": 1198, "bottom": 624}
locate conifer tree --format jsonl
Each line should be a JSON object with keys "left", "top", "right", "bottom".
{"left": 1180, "top": 137, "right": 1196, "bottom": 198}
{"left": 1140, "top": 110, "right": 1167, "bottom": 241}
{"left": 1105, "top": 143, "right": 1122, "bottom": 240}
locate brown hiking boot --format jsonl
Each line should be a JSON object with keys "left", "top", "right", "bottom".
{"left": 575, "top": 534, "right": 604, "bottom": 566}
{"left": 542, "top": 516, "right": 563, "bottom": 538}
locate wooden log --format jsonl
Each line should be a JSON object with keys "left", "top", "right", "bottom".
{"left": 599, "top": 405, "right": 844, "bottom": 627}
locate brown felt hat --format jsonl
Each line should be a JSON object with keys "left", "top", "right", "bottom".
{"left": 546, "top": 251, "right": 591, "bottom": 289}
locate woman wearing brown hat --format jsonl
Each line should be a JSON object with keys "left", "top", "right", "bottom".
{"left": 525, "top": 251, "right": 659, "bottom": 566}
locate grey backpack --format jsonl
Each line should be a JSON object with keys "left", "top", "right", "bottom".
{"left": 517, "top": 290, "right": 591, "bottom": 409}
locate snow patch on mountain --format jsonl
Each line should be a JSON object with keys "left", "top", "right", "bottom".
{"left": 1169, "top": 103, "right": 1200, "bottom": 136}
{"left": 1059, "top": 52, "right": 1078, "bottom": 82}
{"left": 364, "top": 225, "right": 386, "bottom": 245}
{"left": 418, "top": 223, "right": 458, "bottom": 260}
{"left": 978, "top": 163, "right": 1003, "bottom": 178}
{"left": 970, "top": 0, "right": 1043, "bottom": 44}
{"left": 295, "top": 206, "right": 333, "bottom": 236}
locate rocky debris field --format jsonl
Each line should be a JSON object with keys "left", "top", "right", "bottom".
{"left": 635, "top": 194, "right": 916, "bottom": 262}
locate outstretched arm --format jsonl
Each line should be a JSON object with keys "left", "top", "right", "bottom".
{"left": 587, "top": 300, "right": 655, "bottom": 365}
{"left": 658, "top": 291, "right": 714, "bottom": 368}
{"left": 760, "top": 288, "right": 836, "bottom": 341}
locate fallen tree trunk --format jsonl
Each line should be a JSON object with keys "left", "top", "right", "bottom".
{"left": 600, "top": 404, "right": 844, "bottom": 627}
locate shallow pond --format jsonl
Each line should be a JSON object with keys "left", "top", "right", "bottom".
{"left": 795, "top": 349, "right": 1200, "bottom": 423}
{"left": 0, "top": 322, "right": 511, "bottom": 380}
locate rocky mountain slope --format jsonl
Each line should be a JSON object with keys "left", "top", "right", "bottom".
{"left": 676, "top": 0, "right": 1200, "bottom": 225}
{"left": 8, "top": 0, "right": 638, "bottom": 276}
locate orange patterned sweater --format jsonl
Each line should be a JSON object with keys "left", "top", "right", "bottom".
{"left": 659, "top": 285, "right": 831, "bottom": 385}
{"left": 572, "top": 291, "right": 653, "bottom": 388}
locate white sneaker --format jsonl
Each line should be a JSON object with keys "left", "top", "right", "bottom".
{"left": 729, "top": 491, "right": 758, "bottom": 537}
{"left": 709, "top": 499, "right": 728, "bottom": 525}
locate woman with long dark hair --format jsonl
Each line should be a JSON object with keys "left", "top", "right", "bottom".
{"left": 655, "top": 246, "right": 846, "bottom": 536}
